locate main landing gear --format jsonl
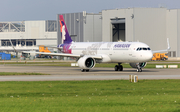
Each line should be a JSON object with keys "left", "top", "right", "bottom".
{"left": 81, "top": 69, "right": 89, "bottom": 72}
{"left": 114, "top": 63, "right": 123, "bottom": 71}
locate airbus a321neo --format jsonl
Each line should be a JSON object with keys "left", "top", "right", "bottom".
{"left": 23, "top": 15, "right": 170, "bottom": 72}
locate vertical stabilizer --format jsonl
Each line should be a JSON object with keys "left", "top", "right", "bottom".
{"left": 59, "top": 15, "right": 72, "bottom": 44}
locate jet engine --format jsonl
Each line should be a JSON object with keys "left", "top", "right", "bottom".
{"left": 78, "top": 56, "right": 96, "bottom": 69}
{"left": 129, "top": 62, "right": 147, "bottom": 68}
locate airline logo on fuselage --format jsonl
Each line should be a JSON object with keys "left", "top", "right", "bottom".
{"left": 114, "top": 44, "right": 131, "bottom": 48}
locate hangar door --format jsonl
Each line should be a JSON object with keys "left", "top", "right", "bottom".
{"left": 111, "top": 18, "right": 125, "bottom": 42}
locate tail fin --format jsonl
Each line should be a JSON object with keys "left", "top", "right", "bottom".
{"left": 59, "top": 15, "right": 72, "bottom": 44}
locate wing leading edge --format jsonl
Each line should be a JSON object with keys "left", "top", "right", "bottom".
{"left": 22, "top": 51, "right": 103, "bottom": 60}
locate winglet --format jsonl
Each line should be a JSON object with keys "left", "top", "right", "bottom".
{"left": 167, "top": 38, "right": 171, "bottom": 50}
{"left": 152, "top": 38, "right": 171, "bottom": 53}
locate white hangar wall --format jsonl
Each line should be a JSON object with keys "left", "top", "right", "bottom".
{"left": 177, "top": 9, "right": 180, "bottom": 57}
{"left": 133, "top": 8, "right": 167, "bottom": 51}
{"left": 166, "top": 9, "right": 178, "bottom": 57}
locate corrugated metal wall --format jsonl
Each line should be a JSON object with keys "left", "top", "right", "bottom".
{"left": 84, "top": 14, "right": 102, "bottom": 42}
{"left": 57, "top": 12, "right": 102, "bottom": 45}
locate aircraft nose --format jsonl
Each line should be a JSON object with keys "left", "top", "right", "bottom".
{"left": 146, "top": 51, "right": 153, "bottom": 61}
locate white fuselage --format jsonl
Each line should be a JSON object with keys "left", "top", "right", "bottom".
{"left": 67, "top": 42, "right": 153, "bottom": 63}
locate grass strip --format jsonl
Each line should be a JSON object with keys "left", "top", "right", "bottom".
{"left": 0, "top": 80, "right": 179, "bottom": 112}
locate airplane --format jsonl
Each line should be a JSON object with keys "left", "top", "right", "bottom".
{"left": 23, "top": 15, "right": 170, "bottom": 72}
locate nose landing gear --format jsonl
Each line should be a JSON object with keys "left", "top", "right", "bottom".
{"left": 137, "top": 68, "right": 142, "bottom": 72}
{"left": 137, "top": 63, "right": 142, "bottom": 72}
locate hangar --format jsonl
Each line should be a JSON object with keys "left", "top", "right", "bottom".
{"left": 57, "top": 8, "right": 180, "bottom": 58}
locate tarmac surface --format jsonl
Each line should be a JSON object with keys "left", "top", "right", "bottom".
{"left": 0, "top": 65, "right": 180, "bottom": 81}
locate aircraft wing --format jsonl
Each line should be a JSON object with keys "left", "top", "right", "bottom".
{"left": 36, "top": 45, "right": 63, "bottom": 51}
{"left": 22, "top": 51, "right": 103, "bottom": 59}
{"left": 152, "top": 38, "right": 171, "bottom": 53}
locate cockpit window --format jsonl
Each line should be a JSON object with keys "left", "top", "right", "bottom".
{"left": 136, "top": 47, "right": 151, "bottom": 51}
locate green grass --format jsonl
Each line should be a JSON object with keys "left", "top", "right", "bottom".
{"left": 0, "top": 80, "right": 180, "bottom": 112}
{"left": 0, "top": 72, "right": 50, "bottom": 75}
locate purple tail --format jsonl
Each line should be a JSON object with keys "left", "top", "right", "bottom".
{"left": 59, "top": 15, "right": 72, "bottom": 44}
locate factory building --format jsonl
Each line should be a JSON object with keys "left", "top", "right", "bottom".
{"left": 0, "top": 20, "right": 57, "bottom": 52}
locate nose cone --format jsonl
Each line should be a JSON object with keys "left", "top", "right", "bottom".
{"left": 145, "top": 51, "right": 153, "bottom": 61}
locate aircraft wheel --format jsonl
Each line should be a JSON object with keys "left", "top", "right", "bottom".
{"left": 81, "top": 69, "right": 85, "bottom": 72}
{"left": 114, "top": 65, "right": 119, "bottom": 71}
{"left": 137, "top": 68, "right": 142, "bottom": 72}
{"left": 119, "top": 65, "right": 123, "bottom": 71}
{"left": 86, "top": 69, "right": 89, "bottom": 72}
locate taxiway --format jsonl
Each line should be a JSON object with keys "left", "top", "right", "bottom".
{"left": 0, "top": 65, "right": 179, "bottom": 81}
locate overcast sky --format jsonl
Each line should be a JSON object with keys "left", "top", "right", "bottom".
{"left": 1, "top": 0, "right": 180, "bottom": 21}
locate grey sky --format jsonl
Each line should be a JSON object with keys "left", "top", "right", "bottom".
{"left": 0, "top": 0, "right": 180, "bottom": 21}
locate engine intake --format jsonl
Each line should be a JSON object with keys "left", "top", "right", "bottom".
{"left": 78, "top": 56, "right": 96, "bottom": 69}
{"left": 129, "top": 62, "right": 147, "bottom": 68}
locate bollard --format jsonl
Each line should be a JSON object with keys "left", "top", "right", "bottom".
{"left": 134, "top": 75, "right": 138, "bottom": 83}
{"left": 129, "top": 75, "right": 138, "bottom": 83}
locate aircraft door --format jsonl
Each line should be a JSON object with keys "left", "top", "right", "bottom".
{"left": 128, "top": 45, "right": 137, "bottom": 61}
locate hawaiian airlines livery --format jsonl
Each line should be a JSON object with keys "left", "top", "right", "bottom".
{"left": 23, "top": 15, "right": 170, "bottom": 72}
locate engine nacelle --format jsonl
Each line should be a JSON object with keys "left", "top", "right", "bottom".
{"left": 78, "top": 56, "right": 96, "bottom": 69}
{"left": 129, "top": 62, "right": 147, "bottom": 68}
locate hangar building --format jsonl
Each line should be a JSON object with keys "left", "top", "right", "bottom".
{"left": 57, "top": 8, "right": 180, "bottom": 57}
{"left": 101, "top": 8, "right": 180, "bottom": 57}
